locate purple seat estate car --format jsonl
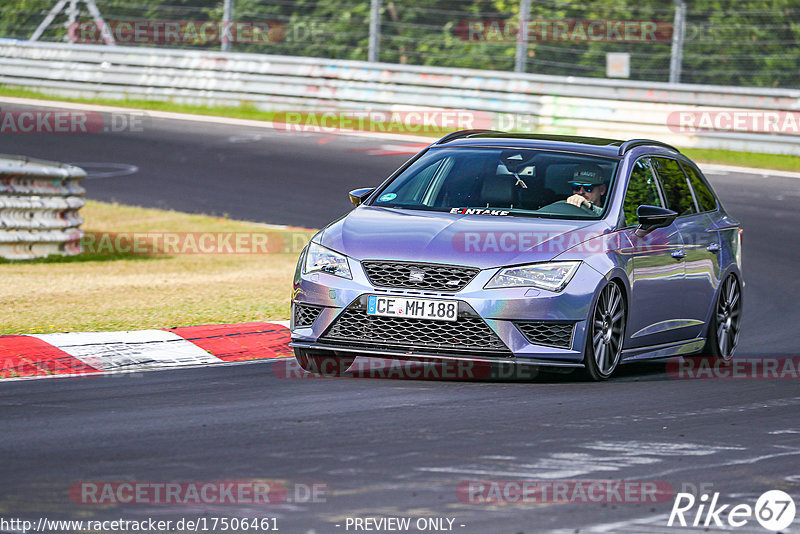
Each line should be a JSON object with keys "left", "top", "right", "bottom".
{"left": 290, "top": 132, "right": 743, "bottom": 380}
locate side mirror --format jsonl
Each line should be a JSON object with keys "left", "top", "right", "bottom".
{"left": 349, "top": 188, "right": 374, "bottom": 207}
{"left": 635, "top": 205, "right": 677, "bottom": 237}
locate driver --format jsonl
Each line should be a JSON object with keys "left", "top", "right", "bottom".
{"left": 566, "top": 163, "right": 607, "bottom": 214}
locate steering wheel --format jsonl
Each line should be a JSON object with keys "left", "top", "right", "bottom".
{"left": 540, "top": 200, "right": 594, "bottom": 215}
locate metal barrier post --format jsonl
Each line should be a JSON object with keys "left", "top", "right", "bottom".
{"left": 514, "top": 0, "right": 531, "bottom": 73}
{"left": 368, "top": 0, "right": 381, "bottom": 62}
{"left": 222, "top": 0, "right": 234, "bottom": 52}
{"left": 669, "top": 0, "right": 687, "bottom": 84}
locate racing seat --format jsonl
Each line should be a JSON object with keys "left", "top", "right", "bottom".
{"left": 480, "top": 175, "right": 517, "bottom": 208}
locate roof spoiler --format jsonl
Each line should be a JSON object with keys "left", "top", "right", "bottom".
{"left": 434, "top": 129, "right": 505, "bottom": 145}
{"left": 617, "top": 139, "right": 680, "bottom": 156}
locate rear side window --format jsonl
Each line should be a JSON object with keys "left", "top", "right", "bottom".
{"left": 680, "top": 163, "right": 718, "bottom": 212}
{"left": 651, "top": 157, "right": 696, "bottom": 216}
{"left": 622, "top": 159, "right": 663, "bottom": 227}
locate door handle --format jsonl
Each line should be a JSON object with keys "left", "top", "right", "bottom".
{"left": 671, "top": 250, "right": 686, "bottom": 260}
{"left": 707, "top": 243, "right": 721, "bottom": 253}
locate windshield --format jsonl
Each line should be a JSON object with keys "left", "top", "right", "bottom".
{"left": 370, "top": 147, "right": 619, "bottom": 219}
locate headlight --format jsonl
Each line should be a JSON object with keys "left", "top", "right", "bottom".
{"left": 485, "top": 261, "right": 580, "bottom": 291}
{"left": 303, "top": 242, "right": 352, "bottom": 279}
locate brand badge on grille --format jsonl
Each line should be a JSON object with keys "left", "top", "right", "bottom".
{"left": 408, "top": 270, "right": 426, "bottom": 282}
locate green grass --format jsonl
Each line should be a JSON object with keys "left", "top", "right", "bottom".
{"left": 0, "top": 200, "right": 314, "bottom": 335}
{"left": 0, "top": 85, "right": 279, "bottom": 121}
{"left": 681, "top": 148, "right": 800, "bottom": 173}
{"left": 2, "top": 84, "right": 798, "bottom": 172}
{"left": 0, "top": 85, "right": 451, "bottom": 135}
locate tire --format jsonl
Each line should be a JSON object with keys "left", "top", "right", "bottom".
{"left": 294, "top": 348, "right": 356, "bottom": 376}
{"left": 583, "top": 282, "right": 626, "bottom": 381}
{"left": 701, "top": 274, "right": 742, "bottom": 361}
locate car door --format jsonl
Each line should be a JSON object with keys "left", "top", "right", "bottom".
{"left": 620, "top": 157, "right": 688, "bottom": 349}
{"left": 677, "top": 161, "right": 724, "bottom": 324}
{"left": 650, "top": 157, "right": 713, "bottom": 340}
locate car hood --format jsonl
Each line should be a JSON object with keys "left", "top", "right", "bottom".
{"left": 317, "top": 206, "right": 610, "bottom": 269}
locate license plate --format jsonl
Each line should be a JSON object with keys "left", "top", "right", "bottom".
{"left": 366, "top": 295, "right": 458, "bottom": 322}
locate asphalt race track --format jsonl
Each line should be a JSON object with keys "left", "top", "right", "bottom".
{"left": 2, "top": 103, "right": 800, "bottom": 533}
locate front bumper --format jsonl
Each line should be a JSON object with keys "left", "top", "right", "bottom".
{"left": 291, "top": 258, "right": 605, "bottom": 366}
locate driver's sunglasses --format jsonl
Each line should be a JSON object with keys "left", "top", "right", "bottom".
{"left": 571, "top": 182, "right": 595, "bottom": 193}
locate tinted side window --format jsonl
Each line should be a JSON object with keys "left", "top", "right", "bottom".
{"left": 623, "top": 158, "right": 663, "bottom": 227}
{"left": 680, "top": 163, "right": 717, "bottom": 212}
{"left": 652, "top": 157, "right": 696, "bottom": 216}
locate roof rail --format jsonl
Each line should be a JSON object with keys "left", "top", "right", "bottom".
{"left": 617, "top": 139, "right": 680, "bottom": 156}
{"left": 435, "top": 129, "right": 504, "bottom": 144}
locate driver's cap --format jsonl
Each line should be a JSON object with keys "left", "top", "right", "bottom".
{"left": 572, "top": 164, "right": 605, "bottom": 185}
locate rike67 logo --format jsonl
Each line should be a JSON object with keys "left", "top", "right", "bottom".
{"left": 668, "top": 490, "right": 796, "bottom": 531}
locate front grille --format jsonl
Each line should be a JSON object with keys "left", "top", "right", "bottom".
{"left": 320, "top": 300, "right": 510, "bottom": 355}
{"left": 361, "top": 261, "right": 479, "bottom": 292}
{"left": 515, "top": 322, "right": 575, "bottom": 349}
{"left": 294, "top": 303, "right": 323, "bottom": 328}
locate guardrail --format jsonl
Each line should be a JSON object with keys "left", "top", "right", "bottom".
{"left": 0, "top": 40, "right": 798, "bottom": 155}
{"left": 0, "top": 154, "right": 85, "bottom": 260}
